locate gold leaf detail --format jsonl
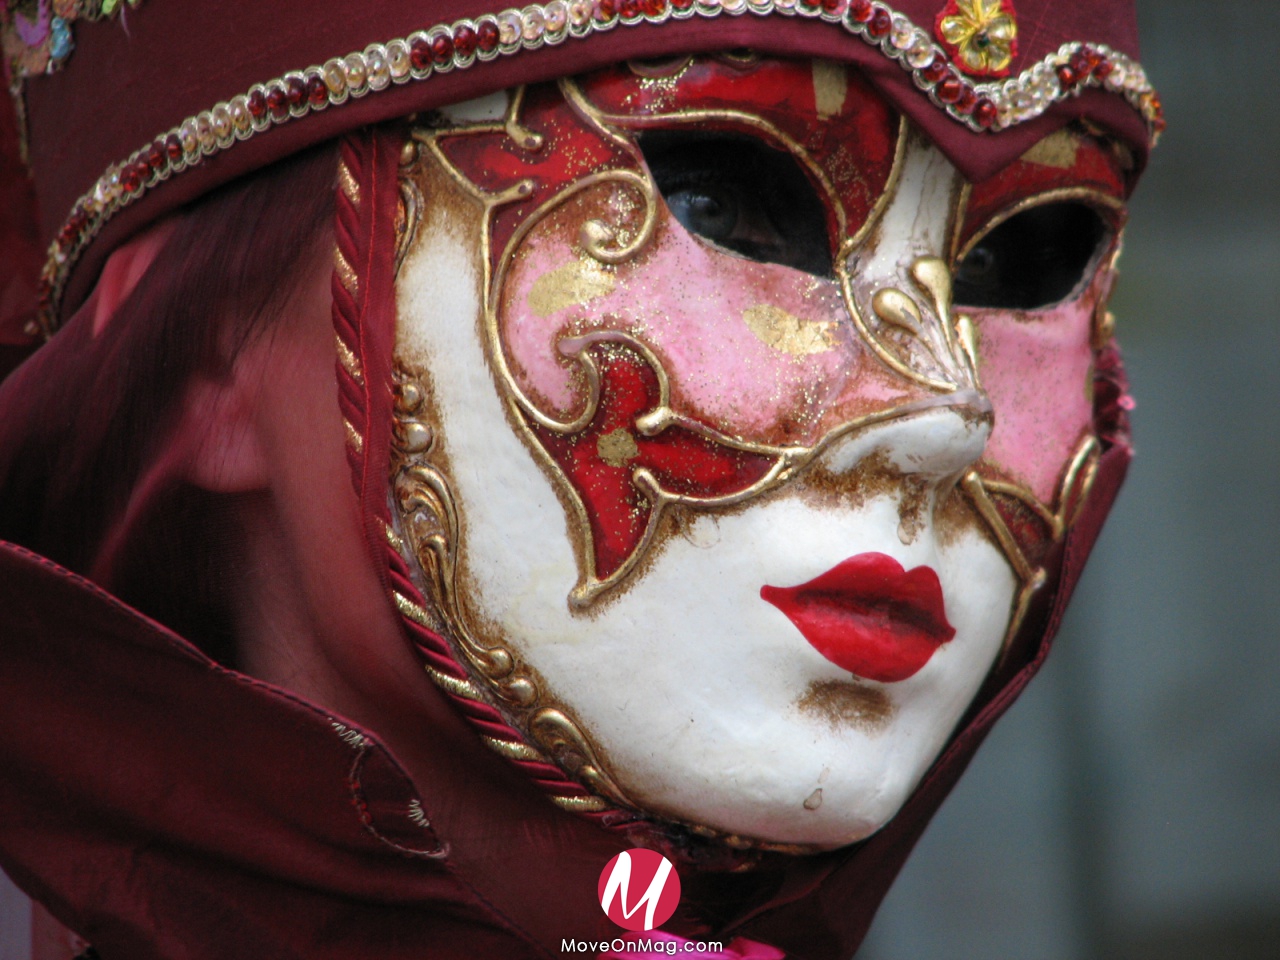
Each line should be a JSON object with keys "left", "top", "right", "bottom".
{"left": 742, "top": 304, "right": 839, "bottom": 358}
{"left": 743, "top": 304, "right": 837, "bottom": 355}
{"left": 526, "top": 258, "right": 616, "bottom": 318}
{"left": 811, "top": 61, "right": 848, "bottom": 120}
{"left": 1021, "top": 130, "right": 1080, "bottom": 169}
{"left": 596, "top": 428, "right": 639, "bottom": 468}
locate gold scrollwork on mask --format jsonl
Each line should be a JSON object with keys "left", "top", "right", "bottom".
{"left": 857, "top": 256, "right": 981, "bottom": 392}
{"left": 392, "top": 374, "right": 533, "bottom": 705}
{"left": 528, "top": 708, "right": 633, "bottom": 808}
{"left": 395, "top": 174, "right": 424, "bottom": 281}
{"left": 961, "top": 433, "right": 1102, "bottom": 663}
{"left": 547, "top": 331, "right": 992, "bottom": 607}
{"left": 401, "top": 80, "right": 1005, "bottom": 616}
{"left": 559, "top": 75, "right": 871, "bottom": 250}
{"left": 391, "top": 366, "right": 634, "bottom": 816}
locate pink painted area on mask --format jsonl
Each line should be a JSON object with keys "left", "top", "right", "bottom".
{"left": 972, "top": 292, "right": 1097, "bottom": 504}
{"left": 498, "top": 195, "right": 914, "bottom": 448}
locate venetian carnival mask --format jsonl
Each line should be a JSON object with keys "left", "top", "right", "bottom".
{"left": 388, "top": 55, "right": 1128, "bottom": 850}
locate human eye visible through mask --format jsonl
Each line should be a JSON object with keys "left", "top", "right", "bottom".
{"left": 954, "top": 201, "right": 1113, "bottom": 310}
{"left": 640, "top": 131, "right": 834, "bottom": 279}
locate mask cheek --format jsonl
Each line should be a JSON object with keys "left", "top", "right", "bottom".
{"left": 971, "top": 293, "right": 1099, "bottom": 507}
{"left": 498, "top": 193, "right": 913, "bottom": 448}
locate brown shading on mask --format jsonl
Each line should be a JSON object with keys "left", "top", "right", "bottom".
{"left": 797, "top": 679, "right": 893, "bottom": 732}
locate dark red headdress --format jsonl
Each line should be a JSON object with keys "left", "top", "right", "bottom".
{"left": 1, "top": 0, "right": 1160, "bottom": 345}
{"left": 0, "top": 2, "right": 1150, "bottom": 958}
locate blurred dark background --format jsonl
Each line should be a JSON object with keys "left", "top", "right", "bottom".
{"left": 860, "top": 1, "right": 1280, "bottom": 957}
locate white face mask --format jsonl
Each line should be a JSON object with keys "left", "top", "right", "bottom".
{"left": 391, "top": 56, "right": 1125, "bottom": 849}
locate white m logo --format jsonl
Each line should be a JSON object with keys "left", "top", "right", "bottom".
{"left": 598, "top": 850, "right": 675, "bottom": 931}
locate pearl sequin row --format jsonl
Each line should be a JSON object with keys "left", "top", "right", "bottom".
{"left": 33, "top": 0, "right": 1163, "bottom": 337}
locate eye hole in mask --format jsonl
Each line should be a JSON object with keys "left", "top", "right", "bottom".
{"left": 639, "top": 131, "right": 834, "bottom": 279}
{"left": 954, "top": 202, "right": 1112, "bottom": 310}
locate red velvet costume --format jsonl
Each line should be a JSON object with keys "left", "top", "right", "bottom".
{"left": 0, "top": 2, "right": 1154, "bottom": 957}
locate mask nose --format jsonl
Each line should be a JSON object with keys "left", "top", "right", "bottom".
{"left": 839, "top": 130, "right": 981, "bottom": 394}
{"left": 860, "top": 256, "right": 981, "bottom": 392}
{"left": 818, "top": 128, "right": 993, "bottom": 483}
{"left": 817, "top": 390, "right": 992, "bottom": 484}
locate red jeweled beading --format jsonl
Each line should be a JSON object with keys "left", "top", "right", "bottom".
{"left": 30, "top": 0, "right": 1163, "bottom": 340}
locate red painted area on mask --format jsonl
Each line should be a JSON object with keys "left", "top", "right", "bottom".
{"left": 958, "top": 130, "right": 1130, "bottom": 251}
{"left": 434, "top": 83, "right": 639, "bottom": 276}
{"left": 433, "top": 62, "right": 901, "bottom": 587}
{"left": 528, "top": 338, "right": 776, "bottom": 584}
{"left": 436, "top": 59, "right": 900, "bottom": 285}
{"left": 438, "top": 62, "right": 1125, "bottom": 593}
{"left": 577, "top": 57, "right": 900, "bottom": 254}
{"left": 987, "top": 483, "right": 1052, "bottom": 564}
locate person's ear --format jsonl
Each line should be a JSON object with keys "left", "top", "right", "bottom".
{"left": 85, "top": 335, "right": 274, "bottom": 586}
{"left": 91, "top": 220, "right": 177, "bottom": 336}
{"left": 91, "top": 218, "right": 273, "bottom": 495}
{"left": 178, "top": 364, "right": 273, "bottom": 494}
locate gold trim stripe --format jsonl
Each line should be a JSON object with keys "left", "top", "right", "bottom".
{"left": 334, "top": 332, "right": 364, "bottom": 386}
{"left": 343, "top": 418, "right": 364, "bottom": 452}
{"left": 334, "top": 247, "right": 361, "bottom": 298}
{"left": 482, "top": 736, "right": 545, "bottom": 762}
{"left": 424, "top": 663, "right": 482, "bottom": 701}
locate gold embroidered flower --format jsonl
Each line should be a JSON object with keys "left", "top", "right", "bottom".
{"left": 936, "top": 0, "right": 1018, "bottom": 78}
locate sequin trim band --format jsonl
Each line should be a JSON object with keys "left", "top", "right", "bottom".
{"left": 32, "top": 0, "right": 1162, "bottom": 337}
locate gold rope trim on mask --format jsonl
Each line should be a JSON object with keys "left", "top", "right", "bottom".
{"left": 342, "top": 418, "right": 364, "bottom": 453}
{"left": 333, "top": 247, "right": 361, "bottom": 298}
{"left": 334, "top": 331, "right": 364, "bottom": 386}
{"left": 424, "top": 662, "right": 483, "bottom": 701}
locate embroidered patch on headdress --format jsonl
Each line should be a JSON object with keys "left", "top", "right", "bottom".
{"left": 1, "top": 0, "right": 141, "bottom": 82}
{"left": 935, "top": 0, "right": 1018, "bottom": 78}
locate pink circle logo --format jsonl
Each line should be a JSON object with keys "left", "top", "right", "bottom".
{"left": 597, "top": 848, "right": 682, "bottom": 931}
